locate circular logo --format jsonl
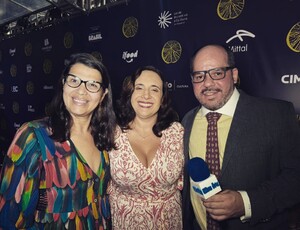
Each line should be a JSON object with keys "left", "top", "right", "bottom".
{"left": 12, "top": 101, "right": 20, "bottom": 114}
{"left": 10, "top": 64, "right": 17, "bottom": 77}
{"left": 286, "top": 22, "right": 300, "bottom": 53}
{"left": 24, "top": 42, "right": 33, "bottom": 56}
{"left": 161, "top": 40, "right": 182, "bottom": 64}
{"left": 217, "top": 0, "right": 245, "bottom": 20}
{"left": 122, "top": 17, "right": 138, "bottom": 38}
{"left": 91, "top": 51, "right": 103, "bottom": 62}
{"left": 26, "top": 81, "right": 34, "bottom": 95}
{"left": 64, "top": 32, "right": 74, "bottom": 49}
{"left": 43, "top": 59, "right": 52, "bottom": 74}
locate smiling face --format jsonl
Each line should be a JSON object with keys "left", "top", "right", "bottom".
{"left": 63, "top": 63, "right": 107, "bottom": 121}
{"left": 130, "top": 70, "right": 163, "bottom": 120}
{"left": 192, "top": 45, "right": 238, "bottom": 110}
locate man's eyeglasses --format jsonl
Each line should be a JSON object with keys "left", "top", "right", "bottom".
{"left": 191, "top": 66, "right": 234, "bottom": 83}
{"left": 64, "top": 74, "right": 103, "bottom": 93}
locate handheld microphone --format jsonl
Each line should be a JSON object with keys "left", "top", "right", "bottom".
{"left": 188, "top": 157, "right": 221, "bottom": 199}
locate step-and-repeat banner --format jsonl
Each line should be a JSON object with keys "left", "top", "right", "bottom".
{"left": 0, "top": 0, "right": 299, "bottom": 157}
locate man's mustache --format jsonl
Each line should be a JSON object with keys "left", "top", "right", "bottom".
{"left": 201, "top": 88, "right": 221, "bottom": 94}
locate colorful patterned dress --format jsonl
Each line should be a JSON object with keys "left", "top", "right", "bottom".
{"left": 108, "top": 122, "right": 184, "bottom": 230}
{"left": 0, "top": 118, "right": 111, "bottom": 229}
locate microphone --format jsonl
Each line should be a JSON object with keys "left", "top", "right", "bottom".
{"left": 188, "top": 157, "right": 222, "bottom": 199}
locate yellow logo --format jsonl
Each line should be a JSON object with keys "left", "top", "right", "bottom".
{"left": 217, "top": 0, "right": 245, "bottom": 20}
{"left": 43, "top": 59, "right": 52, "bottom": 74}
{"left": 12, "top": 101, "right": 20, "bottom": 114}
{"left": 64, "top": 32, "right": 74, "bottom": 49}
{"left": 286, "top": 22, "right": 300, "bottom": 53}
{"left": 161, "top": 40, "right": 182, "bottom": 64}
{"left": 10, "top": 64, "right": 17, "bottom": 77}
{"left": 122, "top": 17, "right": 138, "bottom": 38}
{"left": 26, "top": 81, "right": 35, "bottom": 95}
{"left": 24, "top": 42, "right": 33, "bottom": 56}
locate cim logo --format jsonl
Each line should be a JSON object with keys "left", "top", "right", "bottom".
{"left": 281, "top": 74, "right": 300, "bottom": 84}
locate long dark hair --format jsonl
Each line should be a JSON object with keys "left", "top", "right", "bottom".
{"left": 48, "top": 53, "right": 116, "bottom": 150}
{"left": 116, "top": 66, "right": 178, "bottom": 137}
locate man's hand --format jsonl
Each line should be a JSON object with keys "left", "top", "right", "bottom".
{"left": 203, "top": 189, "right": 245, "bottom": 221}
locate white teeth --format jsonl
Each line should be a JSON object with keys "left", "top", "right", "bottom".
{"left": 138, "top": 102, "right": 152, "bottom": 108}
{"left": 73, "top": 98, "right": 87, "bottom": 104}
{"left": 203, "top": 90, "right": 218, "bottom": 96}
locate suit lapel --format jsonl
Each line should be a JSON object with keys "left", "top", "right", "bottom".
{"left": 221, "top": 92, "right": 252, "bottom": 175}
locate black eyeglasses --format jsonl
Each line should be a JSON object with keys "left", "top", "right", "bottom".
{"left": 191, "top": 66, "right": 234, "bottom": 83}
{"left": 64, "top": 74, "right": 103, "bottom": 93}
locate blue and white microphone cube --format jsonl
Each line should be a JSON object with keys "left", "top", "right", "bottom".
{"left": 190, "top": 174, "right": 222, "bottom": 199}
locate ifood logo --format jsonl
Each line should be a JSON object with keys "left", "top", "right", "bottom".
{"left": 281, "top": 74, "right": 300, "bottom": 84}
{"left": 122, "top": 50, "right": 138, "bottom": 63}
{"left": 226, "top": 29, "right": 255, "bottom": 53}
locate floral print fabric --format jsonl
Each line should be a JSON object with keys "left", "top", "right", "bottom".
{"left": 108, "top": 122, "right": 184, "bottom": 229}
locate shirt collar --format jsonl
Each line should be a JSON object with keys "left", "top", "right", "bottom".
{"left": 200, "top": 88, "right": 240, "bottom": 117}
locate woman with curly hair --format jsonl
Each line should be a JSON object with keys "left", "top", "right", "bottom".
{"left": 109, "top": 66, "right": 184, "bottom": 229}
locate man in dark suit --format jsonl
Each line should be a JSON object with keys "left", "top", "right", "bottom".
{"left": 182, "top": 44, "right": 300, "bottom": 230}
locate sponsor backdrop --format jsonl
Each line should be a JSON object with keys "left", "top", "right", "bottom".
{"left": 0, "top": 0, "right": 300, "bottom": 157}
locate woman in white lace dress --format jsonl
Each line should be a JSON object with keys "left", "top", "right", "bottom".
{"left": 109, "top": 66, "right": 184, "bottom": 229}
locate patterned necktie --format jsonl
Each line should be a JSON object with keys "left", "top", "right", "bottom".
{"left": 206, "top": 112, "right": 222, "bottom": 230}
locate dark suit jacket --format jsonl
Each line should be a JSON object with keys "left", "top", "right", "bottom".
{"left": 182, "top": 91, "right": 300, "bottom": 230}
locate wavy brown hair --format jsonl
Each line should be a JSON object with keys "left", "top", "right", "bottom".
{"left": 116, "top": 66, "right": 178, "bottom": 137}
